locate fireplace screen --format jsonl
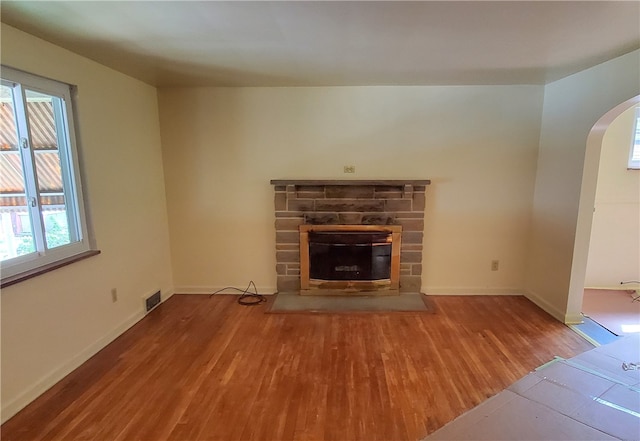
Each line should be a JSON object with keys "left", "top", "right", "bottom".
{"left": 299, "top": 224, "right": 402, "bottom": 294}
{"left": 308, "top": 231, "right": 391, "bottom": 281}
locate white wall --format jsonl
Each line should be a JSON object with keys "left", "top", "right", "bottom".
{"left": 0, "top": 25, "right": 174, "bottom": 421}
{"left": 158, "top": 86, "right": 543, "bottom": 295}
{"left": 525, "top": 50, "right": 640, "bottom": 323}
{"left": 585, "top": 105, "right": 640, "bottom": 287}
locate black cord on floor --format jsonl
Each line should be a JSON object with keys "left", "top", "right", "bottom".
{"left": 209, "top": 280, "right": 266, "bottom": 306}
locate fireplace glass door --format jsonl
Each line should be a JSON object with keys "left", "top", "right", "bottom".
{"left": 308, "top": 231, "right": 392, "bottom": 281}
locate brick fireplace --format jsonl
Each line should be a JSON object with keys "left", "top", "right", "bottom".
{"left": 270, "top": 179, "right": 430, "bottom": 294}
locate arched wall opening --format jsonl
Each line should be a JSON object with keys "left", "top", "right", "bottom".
{"left": 566, "top": 94, "right": 640, "bottom": 319}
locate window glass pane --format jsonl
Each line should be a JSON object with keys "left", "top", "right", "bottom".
{"left": 25, "top": 89, "right": 71, "bottom": 249}
{"left": 1, "top": 66, "right": 92, "bottom": 279}
{"left": 0, "top": 84, "right": 35, "bottom": 260}
{"left": 632, "top": 113, "right": 640, "bottom": 162}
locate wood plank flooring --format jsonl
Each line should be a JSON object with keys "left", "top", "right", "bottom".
{"left": 1, "top": 295, "right": 593, "bottom": 441}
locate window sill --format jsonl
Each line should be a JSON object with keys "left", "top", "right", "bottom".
{"left": 1, "top": 249, "right": 101, "bottom": 289}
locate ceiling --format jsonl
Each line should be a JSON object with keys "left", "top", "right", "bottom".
{"left": 1, "top": 1, "right": 639, "bottom": 87}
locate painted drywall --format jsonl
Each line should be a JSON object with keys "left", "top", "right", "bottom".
{"left": 0, "top": 25, "right": 174, "bottom": 421}
{"left": 525, "top": 50, "right": 640, "bottom": 323}
{"left": 158, "top": 85, "right": 543, "bottom": 295}
{"left": 585, "top": 105, "right": 640, "bottom": 287}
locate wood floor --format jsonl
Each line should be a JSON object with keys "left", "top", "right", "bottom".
{"left": 1, "top": 294, "right": 593, "bottom": 441}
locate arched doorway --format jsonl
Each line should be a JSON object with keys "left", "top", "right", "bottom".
{"left": 566, "top": 95, "right": 640, "bottom": 332}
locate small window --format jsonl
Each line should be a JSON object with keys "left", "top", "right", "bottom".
{"left": 1, "top": 66, "right": 92, "bottom": 281}
{"left": 629, "top": 107, "right": 640, "bottom": 170}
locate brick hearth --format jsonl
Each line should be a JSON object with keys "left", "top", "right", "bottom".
{"left": 270, "top": 179, "right": 430, "bottom": 293}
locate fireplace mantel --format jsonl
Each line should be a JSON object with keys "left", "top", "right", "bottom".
{"left": 270, "top": 179, "right": 431, "bottom": 186}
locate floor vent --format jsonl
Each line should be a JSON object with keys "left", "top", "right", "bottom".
{"left": 145, "top": 290, "right": 161, "bottom": 313}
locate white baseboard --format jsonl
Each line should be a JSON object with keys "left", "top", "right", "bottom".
{"left": 422, "top": 287, "right": 525, "bottom": 296}
{"left": 563, "top": 313, "right": 584, "bottom": 325}
{"left": 523, "top": 289, "right": 567, "bottom": 323}
{"left": 1, "top": 289, "right": 174, "bottom": 424}
{"left": 174, "top": 285, "right": 276, "bottom": 295}
{"left": 585, "top": 284, "right": 640, "bottom": 290}
{"left": 1, "top": 309, "right": 143, "bottom": 423}
{"left": 162, "top": 288, "right": 175, "bottom": 300}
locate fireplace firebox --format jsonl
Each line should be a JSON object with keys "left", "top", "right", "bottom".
{"left": 300, "top": 225, "right": 402, "bottom": 295}
{"left": 309, "top": 231, "right": 392, "bottom": 281}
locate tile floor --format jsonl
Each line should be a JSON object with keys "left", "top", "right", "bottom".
{"left": 424, "top": 334, "right": 640, "bottom": 440}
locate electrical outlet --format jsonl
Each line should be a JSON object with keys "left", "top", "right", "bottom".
{"left": 343, "top": 165, "right": 355, "bottom": 173}
{"left": 111, "top": 288, "right": 118, "bottom": 303}
{"left": 491, "top": 260, "right": 499, "bottom": 271}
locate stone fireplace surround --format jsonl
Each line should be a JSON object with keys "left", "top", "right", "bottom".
{"left": 271, "top": 179, "right": 430, "bottom": 293}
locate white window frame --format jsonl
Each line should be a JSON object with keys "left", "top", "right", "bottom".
{"left": 1, "top": 66, "right": 94, "bottom": 282}
{"left": 629, "top": 107, "right": 640, "bottom": 170}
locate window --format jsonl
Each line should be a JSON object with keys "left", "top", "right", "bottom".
{"left": 629, "top": 107, "right": 640, "bottom": 170}
{"left": 1, "top": 66, "right": 93, "bottom": 282}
